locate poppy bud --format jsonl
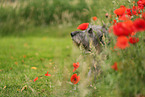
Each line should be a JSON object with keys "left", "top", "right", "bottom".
{"left": 105, "top": 13, "right": 109, "bottom": 18}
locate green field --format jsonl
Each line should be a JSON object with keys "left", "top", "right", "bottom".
{"left": 0, "top": 26, "right": 78, "bottom": 96}
{"left": 1, "top": 0, "right": 145, "bottom": 97}
{"left": 0, "top": 26, "right": 116, "bottom": 97}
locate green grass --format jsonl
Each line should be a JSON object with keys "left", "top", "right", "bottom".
{"left": 0, "top": 25, "right": 77, "bottom": 37}
{"left": 0, "top": 26, "right": 113, "bottom": 97}
{"left": 1, "top": 0, "right": 144, "bottom": 96}
{"left": 0, "top": 0, "right": 133, "bottom": 36}
{"left": 0, "top": 26, "right": 81, "bottom": 96}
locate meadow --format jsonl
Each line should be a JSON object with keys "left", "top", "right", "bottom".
{"left": 0, "top": 0, "right": 145, "bottom": 97}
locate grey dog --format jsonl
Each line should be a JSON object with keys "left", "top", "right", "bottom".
{"left": 70, "top": 24, "right": 109, "bottom": 79}
{"left": 70, "top": 24, "right": 108, "bottom": 52}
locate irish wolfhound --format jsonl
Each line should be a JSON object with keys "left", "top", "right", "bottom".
{"left": 70, "top": 24, "right": 109, "bottom": 79}
{"left": 70, "top": 24, "right": 108, "bottom": 52}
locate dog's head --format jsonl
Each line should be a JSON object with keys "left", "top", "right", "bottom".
{"left": 71, "top": 30, "right": 90, "bottom": 51}
{"left": 71, "top": 24, "right": 108, "bottom": 51}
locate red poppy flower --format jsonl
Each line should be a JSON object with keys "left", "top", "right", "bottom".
{"left": 126, "top": 8, "right": 132, "bottom": 16}
{"left": 133, "top": 18, "right": 145, "bottom": 32}
{"left": 118, "top": 14, "right": 130, "bottom": 21}
{"left": 132, "top": 10, "right": 137, "bottom": 15}
{"left": 138, "top": 5, "right": 144, "bottom": 9}
{"left": 132, "top": 5, "right": 137, "bottom": 10}
{"left": 34, "top": 77, "right": 38, "bottom": 82}
{"left": 73, "top": 62, "right": 79, "bottom": 72}
{"left": 113, "top": 19, "right": 117, "bottom": 25}
{"left": 114, "top": 7, "right": 126, "bottom": 16}
{"left": 137, "top": 0, "right": 145, "bottom": 9}
{"left": 111, "top": 62, "right": 118, "bottom": 71}
{"left": 137, "top": 0, "right": 142, "bottom": 5}
{"left": 131, "top": 32, "right": 136, "bottom": 36}
{"left": 129, "top": 37, "right": 139, "bottom": 44}
{"left": 77, "top": 23, "right": 89, "bottom": 30}
{"left": 45, "top": 72, "right": 51, "bottom": 76}
{"left": 92, "top": 16, "right": 97, "bottom": 21}
{"left": 116, "top": 36, "right": 129, "bottom": 49}
{"left": 142, "top": 0, "right": 145, "bottom": 5}
{"left": 126, "top": 6, "right": 141, "bottom": 16}
{"left": 131, "top": 6, "right": 138, "bottom": 15}
{"left": 142, "top": 12, "right": 145, "bottom": 20}
{"left": 138, "top": 9, "right": 141, "bottom": 14}
{"left": 113, "top": 20, "right": 134, "bottom": 36}
{"left": 70, "top": 74, "right": 80, "bottom": 84}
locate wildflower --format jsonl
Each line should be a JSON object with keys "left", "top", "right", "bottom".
{"left": 110, "top": 46, "right": 117, "bottom": 52}
{"left": 105, "top": 13, "right": 109, "bottom": 18}
{"left": 73, "top": 62, "right": 79, "bottom": 72}
{"left": 116, "top": 36, "right": 129, "bottom": 49}
{"left": 114, "top": 7, "right": 126, "bottom": 16}
{"left": 131, "top": 32, "right": 136, "bottom": 36}
{"left": 15, "top": 62, "right": 18, "bottom": 65}
{"left": 126, "top": 6, "right": 141, "bottom": 16}
{"left": 132, "top": 6, "right": 138, "bottom": 15}
{"left": 92, "top": 16, "right": 97, "bottom": 21}
{"left": 113, "top": 19, "right": 117, "bottom": 25}
{"left": 34, "top": 77, "right": 38, "bottom": 82}
{"left": 126, "top": 8, "right": 132, "bottom": 16}
{"left": 113, "top": 20, "right": 134, "bottom": 36}
{"left": 129, "top": 37, "right": 139, "bottom": 44}
{"left": 118, "top": 14, "right": 130, "bottom": 21}
{"left": 138, "top": 9, "right": 141, "bottom": 14}
{"left": 70, "top": 74, "right": 80, "bottom": 84}
{"left": 142, "top": 12, "right": 145, "bottom": 20}
{"left": 137, "top": 0, "right": 145, "bottom": 9}
{"left": 109, "top": 15, "right": 112, "bottom": 18}
{"left": 23, "top": 55, "right": 26, "bottom": 58}
{"left": 133, "top": 18, "right": 145, "bottom": 32}
{"left": 45, "top": 72, "right": 51, "bottom": 76}
{"left": 77, "top": 23, "right": 89, "bottom": 30}
{"left": 111, "top": 62, "right": 118, "bottom": 71}
{"left": 108, "top": 26, "right": 113, "bottom": 33}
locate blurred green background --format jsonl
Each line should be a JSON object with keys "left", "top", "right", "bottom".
{"left": 0, "top": 0, "right": 130, "bottom": 37}
{"left": 1, "top": 0, "right": 138, "bottom": 97}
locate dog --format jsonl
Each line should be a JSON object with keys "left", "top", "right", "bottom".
{"left": 70, "top": 24, "right": 109, "bottom": 52}
{"left": 70, "top": 24, "right": 109, "bottom": 79}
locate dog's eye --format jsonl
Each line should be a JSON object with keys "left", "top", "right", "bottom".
{"left": 88, "top": 28, "right": 93, "bottom": 33}
{"left": 77, "top": 31, "right": 80, "bottom": 33}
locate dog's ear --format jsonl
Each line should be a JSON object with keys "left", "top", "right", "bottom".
{"left": 101, "top": 24, "right": 108, "bottom": 34}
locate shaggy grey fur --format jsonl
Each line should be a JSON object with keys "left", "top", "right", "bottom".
{"left": 70, "top": 24, "right": 109, "bottom": 79}
{"left": 70, "top": 24, "right": 108, "bottom": 51}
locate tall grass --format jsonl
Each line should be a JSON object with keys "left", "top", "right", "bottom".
{"left": 0, "top": 0, "right": 89, "bottom": 35}
{"left": 0, "top": 0, "right": 132, "bottom": 36}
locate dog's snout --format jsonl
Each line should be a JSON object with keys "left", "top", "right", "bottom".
{"left": 70, "top": 32, "right": 74, "bottom": 37}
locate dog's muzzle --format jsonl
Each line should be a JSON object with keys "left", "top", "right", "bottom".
{"left": 70, "top": 32, "right": 74, "bottom": 37}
